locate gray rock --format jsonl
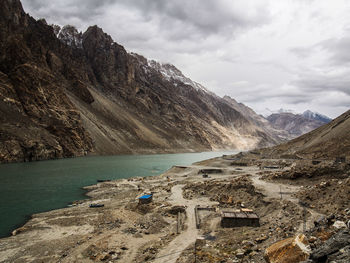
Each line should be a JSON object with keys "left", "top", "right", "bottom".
{"left": 310, "top": 230, "right": 350, "bottom": 261}
{"left": 327, "top": 245, "right": 350, "bottom": 262}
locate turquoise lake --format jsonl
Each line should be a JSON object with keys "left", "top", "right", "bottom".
{"left": 0, "top": 151, "right": 238, "bottom": 238}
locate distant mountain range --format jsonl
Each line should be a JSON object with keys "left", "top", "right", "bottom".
{"left": 301, "top": 110, "right": 332, "bottom": 123}
{"left": 266, "top": 110, "right": 332, "bottom": 138}
{"left": 0, "top": 0, "right": 333, "bottom": 163}
{"left": 263, "top": 109, "right": 350, "bottom": 159}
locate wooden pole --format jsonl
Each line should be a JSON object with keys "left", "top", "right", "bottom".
{"left": 194, "top": 239, "right": 197, "bottom": 263}
{"left": 280, "top": 185, "right": 282, "bottom": 200}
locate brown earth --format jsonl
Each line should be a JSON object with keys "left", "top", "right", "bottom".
{"left": 1, "top": 153, "right": 348, "bottom": 263}
{"left": 260, "top": 109, "right": 350, "bottom": 160}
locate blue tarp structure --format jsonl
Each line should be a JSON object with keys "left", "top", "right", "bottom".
{"left": 138, "top": 194, "right": 153, "bottom": 204}
{"left": 139, "top": 194, "right": 152, "bottom": 199}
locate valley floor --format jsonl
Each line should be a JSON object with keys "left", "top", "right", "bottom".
{"left": 0, "top": 153, "right": 349, "bottom": 262}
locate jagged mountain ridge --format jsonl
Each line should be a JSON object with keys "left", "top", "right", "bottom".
{"left": 267, "top": 111, "right": 331, "bottom": 138}
{"left": 0, "top": 0, "right": 283, "bottom": 163}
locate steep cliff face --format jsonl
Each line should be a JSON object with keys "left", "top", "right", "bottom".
{"left": 0, "top": 0, "right": 94, "bottom": 162}
{"left": 0, "top": 0, "right": 279, "bottom": 163}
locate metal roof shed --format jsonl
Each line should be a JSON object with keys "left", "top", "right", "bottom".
{"left": 221, "top": 210, "right": 260, "bottom": 228}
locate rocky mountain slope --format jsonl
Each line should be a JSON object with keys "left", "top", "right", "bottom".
{"left": 223, "top": 96, "right": 292, "bottom": 140}
{"left": 0, "top": 0, "right": 283, "bottom": 163}
{"left": 302, "top": 109, "right": 332, "bottom": 123}
{"left": 267, "top": 111, "right": 331, "bottom": 138}
{"left": 264, "top": 109, "right": 350, "bottom": 159}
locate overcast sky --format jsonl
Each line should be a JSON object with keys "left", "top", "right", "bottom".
{"left": 22, "top": 0, "right": 350, "bottom": 118}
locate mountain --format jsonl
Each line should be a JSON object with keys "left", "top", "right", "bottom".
{"left": 264, "top": 110, "right": 350, "bottom": 159}
{"left": 223, "top": 96, "right": 290, "bottom": 141}
{"left": 302, "top": 110, "right": 332, "bottom": 123}
{"left": 263, "top": 108, "right": 298, "bottom": 117}
{"left": 0, "top": 0, "right": 281, "bottom": 163}
{"left": 267, "top": 111, "right": 331, "bottom": 138}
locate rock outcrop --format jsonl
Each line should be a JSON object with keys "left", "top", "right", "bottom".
{"left": 310, "top": 230, "right": 350, "bottom": 263}
{"left": 264, "top": 234, "right": 311, "bottom": 263}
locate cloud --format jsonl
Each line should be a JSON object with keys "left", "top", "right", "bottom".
{"left": 20, "top": 0, "right": 350, "bottom": 119}
{"left": 117, "top": 0, "right": 271, "bottom": 38}
{"left": 22, "top": 0, "right": 271, "bottom": 40}
{"left": 294, "top": 71, "right": 350, "bottom": 96}
{"left": 289, "top": 46, "right": 315, "bottom": 59}
{"left": 22, "top": 0, "right": 115, "bottom": 25}
{"left": 320, "top": 35, "right": 350, "bottom": 66}
{"left": 289, "top": 32, "right": 350, "bottom": 107}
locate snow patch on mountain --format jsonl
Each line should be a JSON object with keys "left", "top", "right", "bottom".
{"left": 147, "top": 59, "right": 209, "bottom": 93}
{"left": 302, "top": 110, "right": 332, "bottom": 123}
{"left": 263, "top": 108, "right": 298, "bottom": 116}
{"left": 52, "top": 24, "right": 83, "bottom": 49}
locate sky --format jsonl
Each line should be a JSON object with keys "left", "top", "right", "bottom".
{"left": 21, "top": 0, "right": 350, "bottom": 118}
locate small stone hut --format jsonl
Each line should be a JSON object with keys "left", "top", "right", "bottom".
{"left": 221, "top": 210, "right": 260, "bottom": 228}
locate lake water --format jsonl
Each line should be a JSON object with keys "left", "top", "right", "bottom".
{"left": 0, "top": 151, "right": 238, "bottom": 238}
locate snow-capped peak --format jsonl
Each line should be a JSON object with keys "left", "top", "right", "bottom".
{"left": 147, "top": 59, "right": 209, "bottom": 93}
{"left": 302, "top": 110, "right": 332, "bottom": 123}
{"left": 52, "top": 24, "right": 83, "bottom": 49}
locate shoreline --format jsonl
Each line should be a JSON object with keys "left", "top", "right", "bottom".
{"left": 0, "top": 151, "right": 239, "bottom": 240}
{"left": 1, "top": 152, "right": 348, "bottom": 262}
{"left": 0, "top": 148, "right": 239, "bottom": 165}
{"left": 0, "top": 185, "right": 92, "bottom": 239}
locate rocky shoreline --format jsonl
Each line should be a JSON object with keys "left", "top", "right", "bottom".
{"left": 0, "top": 153, "right": 349, "bottom": 263}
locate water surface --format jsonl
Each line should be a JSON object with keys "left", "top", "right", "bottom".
{"left": 0, "top": 151, "right": 238, "bottom": 238}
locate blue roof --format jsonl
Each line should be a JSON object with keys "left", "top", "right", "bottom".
{"left": 139, "top": 194, "right": 152, "bottom": 199}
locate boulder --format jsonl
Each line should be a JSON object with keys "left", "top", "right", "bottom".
{"left": 310, "top": 230, "right": 350, "bottom": 262}
{"left": 264, "top": 234, "right": 310, "bottom": 263}
{"left": 333, "top": 220, "right": 347, "bottom": 229}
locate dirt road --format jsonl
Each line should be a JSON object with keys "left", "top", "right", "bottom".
{"left": 153, "top": 184, "right": 218, "bottom": 263}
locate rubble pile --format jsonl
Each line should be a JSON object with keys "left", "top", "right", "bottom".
{"left": 183, "top": 177, "right": 265, "bottom": 209}
{"left": 135, "top": 213, "right": 170, "bottom": 234}
{"left": 300, "top": 215, "right": 350, "bottom": 262}
{"left": 279, "top": 163, "right": 349, "bottom": 180}
{"left": 296, "top": 177, "right": 350, "bottom": 215}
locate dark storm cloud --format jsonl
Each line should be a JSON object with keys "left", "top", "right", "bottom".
{"left": 22, "top": 0, "right": 115, "bottom": 21}
{"left": 118, "top": 0, "right": 270, "bottom": 38}
{"left": 22, "top": 0, "right": 271, "bottom": 41}
{"left": 238, "top": 84, "right": 315, "bottom": 105}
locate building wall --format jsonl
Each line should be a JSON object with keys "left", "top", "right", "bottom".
{"left": 221, "top": 217, "right": 260, "bottom": 228}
